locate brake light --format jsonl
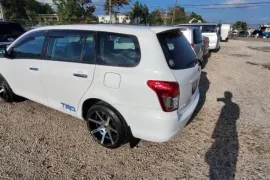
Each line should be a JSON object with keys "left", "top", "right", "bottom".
{"left": 147, "top": 80, "right": 180, "bottom": 112}
{"left": 191, "top": 44, "right": 195, "bottom": 48}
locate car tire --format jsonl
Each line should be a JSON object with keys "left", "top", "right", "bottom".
{"left": 0, "top": 75, "right": 16, "bottom": 103}
{"left": 86, "top": 101, "right": 128, "bottom": 149}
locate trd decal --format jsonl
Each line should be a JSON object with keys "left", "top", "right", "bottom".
{"left": 61, "top": 102, "right": 76, "bottom": 112}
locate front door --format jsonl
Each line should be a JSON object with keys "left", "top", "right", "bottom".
{"left": 0, "top": 31, "right": 48, "bottom": 104}
{"left": 39, "top": 30, "right": 96, "bottom": 114}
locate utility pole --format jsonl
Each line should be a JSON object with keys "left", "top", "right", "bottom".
{"left": 171, "top": 0, "right": 178, "bottom": 26}
{"left": 109, "top": 0, "right": 112, "bottom": 24}
{"left": 0, "top": 2, "right": 5, "bottom": 20}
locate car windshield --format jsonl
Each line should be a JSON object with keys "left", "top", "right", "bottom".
{"left": 0, "top": 23, "right": 26, "bottom": 35}
{"left": 157, "top": 30, "right": 197, "bottom": 70}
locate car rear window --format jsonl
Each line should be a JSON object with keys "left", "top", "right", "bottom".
{"left": 97, "top": 32, "right": 141, "bottom": 67}
{"left": 157, "top": 30, "right": 197, "bottom": 70}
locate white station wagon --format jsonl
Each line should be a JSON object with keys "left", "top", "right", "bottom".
{"left": 0, "top": 25, "right": 201, "bottom": 149}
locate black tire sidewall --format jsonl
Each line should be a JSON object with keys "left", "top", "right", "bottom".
{"left": 86, "top": 103, "right": 127, "bottom": 149}
{"left": 0, "top": 77, "right": 14, "bottom": 103}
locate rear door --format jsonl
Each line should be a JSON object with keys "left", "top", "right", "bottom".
{"left": 39, "top": 30, "right": 96, "bottom": 114}
{"left": 157, "top": 30, "right": 201, "bottom": 112}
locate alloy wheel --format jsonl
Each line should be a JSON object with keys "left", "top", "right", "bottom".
{"left": 88, "top": 111, "right": 119, "bottom": 145}
{"left": 0, "top": 85, "right": 8, "bottom": 101}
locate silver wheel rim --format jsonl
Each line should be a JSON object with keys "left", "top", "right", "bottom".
{"left": 0, "top": 85, "right": 7, "bottom": 100}
{"left": 88, "top": 111, "right": 118, "bottom": 145}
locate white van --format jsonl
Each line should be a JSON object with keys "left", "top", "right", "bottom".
{"left": 179, "top": 23, "right": 221, "bottom": 51}
{"left": 0, "top": 25, "right": 201, "bottom": 149}
{"left": 221, "top": 24, "right": 231, "bottom": 41}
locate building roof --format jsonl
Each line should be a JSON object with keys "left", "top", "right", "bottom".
{"left": 29, "top": 24, "right": 182, "bottom": 34}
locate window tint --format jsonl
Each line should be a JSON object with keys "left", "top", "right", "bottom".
{"left": 201, "top": 25, "right": 217, "bottom": 33}
{"left": 98, "top": 32, "right": 141, "bottom": 67}
{"left": 157, "top": 30, "right": 197, "bottom": 70}
{"left": 47, "top": 34, "right": 95, "bottom": 63}
{"left": 193, "top": 29, "right": 202, "bottom": 44}
{"left": 13, "top": 36, "right": 45, "bottom": 59}
{"left": 0, "top": 48, "right": 5, "bottom": 57}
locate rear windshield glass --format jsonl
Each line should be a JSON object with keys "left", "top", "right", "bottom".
{"left": 201, "top": 25, "right": 217, "bottom": 33}
{"left": 157, "top": 30, "right": 197, "bottom": 70}
{"left": 0, "top": 23, "right": 26, "bottom": 35}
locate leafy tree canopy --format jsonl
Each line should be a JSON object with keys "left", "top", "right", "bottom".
{"left": 2, "top": 0, "right": 54, "bottom": 20}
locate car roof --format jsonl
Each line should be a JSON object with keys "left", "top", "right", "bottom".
{"left": 0, "top": 21, "right": 20, "bottom": 24}
{"left": 178, "top": 23, "right": 220, "bottom": 26}
{"left": 29, "top": 24, "right": 182, "bottom": 34}
{"left": 175, "top": 25, "right": 199, "bottom": 30}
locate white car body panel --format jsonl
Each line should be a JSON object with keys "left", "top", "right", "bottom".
{"left": 0, "top": 59, "right": 47, "bottom": 104}
{"left": 202, "top": 32, "right": 220, "bottom": 50}
{"left": 0, "top": 24, "right": 200, "bottom": 143}
{"left": 39, "top": 61, "right": 96, "bottom": 113}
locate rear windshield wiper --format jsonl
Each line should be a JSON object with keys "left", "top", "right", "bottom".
{"left": 185, "top": 59, "right": 199, "bottom": 68}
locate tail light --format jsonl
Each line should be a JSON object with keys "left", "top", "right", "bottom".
{"left": 147, "top": 80, "right": 180, "bottom": 112}
{"left": 191, "top": 44, "right": 195, "bottom": 48}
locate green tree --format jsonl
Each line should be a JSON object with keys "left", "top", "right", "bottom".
{"left": 129, "top": 1, "right": 149, "bottom": 24}
{"left": 104, "top": 0, "right": 130, "bottom": 14}
{"left": 148, "top": 10, "right": 164, "bottom": 26}
{"left": 168, "top": 6, "right": 187, "bottom": 25}
{"left": 2, "top": 0, "right": 54, "bottom": 20}
{"left": 187, "top": 12, "right": 205, "bottom": 23}
{"left": 233, "top": 21, "right": 247, "bottom": 31}
{"left": 53, "top": 0, "right": 96, "bottom": 20}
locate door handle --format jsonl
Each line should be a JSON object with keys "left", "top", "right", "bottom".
{"left": 29, "top": 67, "right": 39, "bottom": 71}
{"left": 73, "top": 73, "right": 88, "bottom": 78}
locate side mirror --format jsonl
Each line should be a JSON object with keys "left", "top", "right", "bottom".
{"left": 4, "top": 47, "right": 14, "bottom": 58}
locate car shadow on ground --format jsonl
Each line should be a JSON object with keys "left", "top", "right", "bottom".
{"left": 211, "top": 46, "right": 221, "bottom": 53}
{"left": 205, "top": 91, "right": 240, "bottom": 180}
{"left": 187, "top": 71, "right": 210, "bottom": 125}
{"left": 201, "top": 52, "right": 211, "bottom": 69}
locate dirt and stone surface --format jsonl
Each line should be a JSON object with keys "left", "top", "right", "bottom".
{"left": 0, "top": 40, "right": 270, "bottom": 179}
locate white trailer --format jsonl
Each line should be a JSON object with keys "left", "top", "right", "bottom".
{"left": 221, "top": 24, "right": 231, "bottom": 42}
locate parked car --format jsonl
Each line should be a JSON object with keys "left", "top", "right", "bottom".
{"left": 178, "top": 23, "right": 221, "bottom": 51}
{"left": 0, "top": 21, "right": 26, "bottom": 48}
{"left": 262, "top": 31, "right": 270, "bottom": 38}
{"left": 252, "top": 30, "right": 263, "bottom": 38}
{"left": 221, "top": 24, "right": 231, "bottom": 41}
{"left": 0, "top": 25, "right": 201, "bottom": 149}
{"left": 202, "top": 36, "right": 210, "bottom": 58}
{"left": 176, "top": 26, "right": 204, "bottom": 64}
{"left": 238, "top": 31, "right": 249, "bottom": 37}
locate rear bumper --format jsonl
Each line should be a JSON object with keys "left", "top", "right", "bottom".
{"left": 209, "top": 41, "right": 220, "bottom": 50}
{"left": 114, "top": 88, "right": 200, "bottom": 142}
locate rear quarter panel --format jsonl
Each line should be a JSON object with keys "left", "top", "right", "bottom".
{"left": 77, "top": 30, "right": 176, "bottom": 118}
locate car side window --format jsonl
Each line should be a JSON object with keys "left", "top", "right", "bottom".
{"left": 46, "top": 34, "right": 95, "bottom": 63}
{"left": 97, "top": 32, "right": 141, "bottom": 67}
{"left": 13, "top": 36, "right": 45, "bottom": 59}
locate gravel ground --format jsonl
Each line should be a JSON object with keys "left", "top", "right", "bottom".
{"left": 0, "top": 40, "right": 270, "bottom": 180}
